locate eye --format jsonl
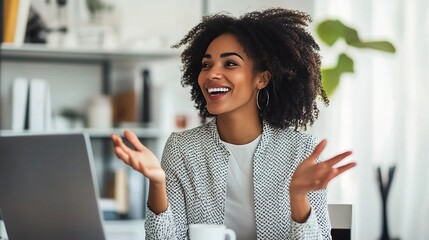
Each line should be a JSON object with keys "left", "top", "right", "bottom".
{"left": 225, "top": 60, "right": 238, "bottom": 67}
{"left": 201, "top": 62, "right": 211, "bottom": 69}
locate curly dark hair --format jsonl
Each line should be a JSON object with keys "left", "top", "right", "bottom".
{"left": 172, "top": 8, "right": 329, "bottom": 130}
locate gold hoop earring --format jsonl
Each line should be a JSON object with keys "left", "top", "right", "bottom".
{"left": 257, "top": 88, "right": 269, "bottom": 110}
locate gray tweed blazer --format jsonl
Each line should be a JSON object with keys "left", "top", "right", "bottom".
{"left": 145, "top": 119, "right": 331, "bottom": 240}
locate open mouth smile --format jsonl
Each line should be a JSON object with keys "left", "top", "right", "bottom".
{"left": 207, "top": 87, "right": 231, "bottom": 96}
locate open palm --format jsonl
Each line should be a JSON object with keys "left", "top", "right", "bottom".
{"left": 290, "top": 139, "right": 356, "bottom": 196}
{"left": 111, "top": 130, "right": 165, "bottom": 184}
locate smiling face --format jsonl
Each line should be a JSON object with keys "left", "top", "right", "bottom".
{"left": 198, "top": 33, "right": 269, "bottom": 119}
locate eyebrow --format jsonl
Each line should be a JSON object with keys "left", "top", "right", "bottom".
{"left": 203, "top": 52, "right": 244, "bottom": 60}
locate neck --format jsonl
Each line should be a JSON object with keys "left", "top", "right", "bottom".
{"left": 216, "top": 113, "right": 262, "bottom": 145}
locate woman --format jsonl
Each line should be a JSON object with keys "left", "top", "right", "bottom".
{"left": 111, "top": 8, "right": 356, "bottom": 240}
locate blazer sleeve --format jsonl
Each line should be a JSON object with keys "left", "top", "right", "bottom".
{"left": 145, "top": 133, "right": 188, "bottom": 240}
{"left": 290, "top": 135, "right": 332, "bottom": 240}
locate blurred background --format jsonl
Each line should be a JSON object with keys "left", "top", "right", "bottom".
{"left": 1, "top": 0, "right": 428, "bottom": 239}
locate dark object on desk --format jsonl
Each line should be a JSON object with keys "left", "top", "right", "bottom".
{"left": 377, "top": 165, "right": 400, "bottom": 240}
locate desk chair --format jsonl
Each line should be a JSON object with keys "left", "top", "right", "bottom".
{"left": 328, "top": 204, "right": 353, "bottom": 240}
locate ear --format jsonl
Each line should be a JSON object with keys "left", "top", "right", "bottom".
{"left": 257, "top": 71, "right": 271, "bottom": 89}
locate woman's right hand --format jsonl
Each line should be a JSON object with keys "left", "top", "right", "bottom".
{"left": 111, "top": 130, "right": 165, "bottom": 184}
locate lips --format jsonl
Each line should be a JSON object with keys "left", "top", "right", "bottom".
{"left": 205, "top": 86, "right": 231, "bottom": 101}
{"left": 207, "top": 87, "right": 231, "bottom": 95}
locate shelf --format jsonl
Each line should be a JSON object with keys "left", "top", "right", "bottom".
{"left": 0, "top": 43, "right": 181, "bottom": 61}
{"left": 87, "top": 127, "right": 161, "bottom": 139}
{"left": 0, "top": 127, "right": 161, "bottom": 139}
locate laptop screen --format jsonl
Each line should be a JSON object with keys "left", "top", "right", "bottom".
{"left": 0, "top": 133, "right": 106, "bottom": 240}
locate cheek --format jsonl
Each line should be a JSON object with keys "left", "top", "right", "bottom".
{"left": 197, "top": 72, "right": 205, "bottom": 89}
{"left": 237, "top": 72, "right": 258, "bottom": 91}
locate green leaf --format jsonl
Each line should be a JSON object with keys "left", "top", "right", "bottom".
{"left": 316, "top": 20, "right": 344, "bottom": 46}
{"left": 337, "top": 53, "right": 354, "bottom": 73}
{"left": 317, "top": 19, "right": 396, "bottom": 54}
{"left": 322, "top": 68, "right": 340, "bottom": 98}
{"left": 342, "top": 26, "right": 360, "bottom": 45}
{"left": 350, "top": 41, "right": 396, "bottom": 53}
{"left": 321, "top": 53, "right": 354, "bottom": 98}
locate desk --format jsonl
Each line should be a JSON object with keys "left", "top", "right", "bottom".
{"left": 0, "top": 220, "right": 145, "bottom": 240}
{"left": 104, "top": 220, "right": 145, "bottom": 240}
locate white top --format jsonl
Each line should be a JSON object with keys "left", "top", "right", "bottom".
{"left": 221, "top": 135, "right": 261, "bottom": 240}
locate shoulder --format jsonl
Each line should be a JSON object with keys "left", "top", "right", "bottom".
{"left": 163, "top": 121, "right": 214, "bottom": 156}
{"left": 266, "top": 124, "right": 318, "bottom": 147}
{"left": 262, "top": 123, "right": 318, "bottom": 160}
{"left": 161, "top": 121, "right": 218, "bottom": 173}
{"left": 168, "top": 122, "right": 213, "bottom": 144}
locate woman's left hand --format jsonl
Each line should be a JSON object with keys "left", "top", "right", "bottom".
{"left": 289, "top": 139, "right": 356, "bottom": 197}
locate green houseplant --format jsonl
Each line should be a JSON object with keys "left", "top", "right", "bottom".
{"left": 316, "top": 19, "right": 396, "bottom": 97}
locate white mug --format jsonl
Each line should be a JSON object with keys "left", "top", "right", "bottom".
{"left": 189, "top": 224, "right": 236, "bottom": 240}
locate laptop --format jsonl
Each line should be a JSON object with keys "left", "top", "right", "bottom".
{"left": 0, "top": 133, "right": 106, "bottom": 240}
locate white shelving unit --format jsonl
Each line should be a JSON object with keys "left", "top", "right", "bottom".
{"left": 0, "top": 43, "right": 181, "bottom": 221}
{"left": 0, "top": 127, "right": 161, "bottom": 138}
{"left": 1, "top": 43, "right": 181, "bottom": 60}
{"left": 0, "top": 42, "right": 181, "bottom": 131}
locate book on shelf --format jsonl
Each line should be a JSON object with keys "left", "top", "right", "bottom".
{"left": 10, "top": 77, "right": 29, "bottom": 130}
{"left": 99, "top": 168, "right": 128, "bottom": 220}
{"left": 0, "top": 0, "right": 4, "bottom": 42}
{"left": 2, "top": 0, "right": 20, "bottom": 43}
{"left": 14, "top": 0, "right": 31, "bottom": 45}
{"left": 28, "top": 78, "right": 51, "bottom": 131}
{"left": 2, "top": 0, "right": 30, "bottom": 44}
{"left": 114, "top": 168, "right": 128, "bottom": 214}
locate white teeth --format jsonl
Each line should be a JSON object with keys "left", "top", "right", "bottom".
{"left": 207, "top": 88, "right": 230, "bottom": 94}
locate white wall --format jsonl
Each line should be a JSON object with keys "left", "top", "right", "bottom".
{"left": 207, "top": 0, "right": 314, "bottom": 16}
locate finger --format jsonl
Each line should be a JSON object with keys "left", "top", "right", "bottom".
{"left": 124, "top": 130, "right": 145, "bottom": 151}
{"left": 111, "top": 134, "right": 121, "bottom": 146}
{"left": 334, "top": 162, "right": 357, "bottom": 177}
{"left": 305, "top": 139, "right": 327, "bottom": 162}
{"left": 128, "top": 154, "right": 143, "bottom": 172}
{"left": 112, "top": 134, "right": 133, "bottom": 155}
{"left": 324, "top": 151, "right": 353, "bottom": 167}
{"left": 115, "top": 146, "right": 142, "bottom": 172}
{"left": 114, "top": 146, "right": 131, "bottom": 164}
{"left": 112, "top": 136, "right": 144, "bottom": 171}
{"left": 319, "top": 162, "right": 356, "bottom": 188}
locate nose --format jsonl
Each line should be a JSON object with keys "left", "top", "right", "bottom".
{"left": 207, "top": 67, "right": 222, "bottom": 80}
